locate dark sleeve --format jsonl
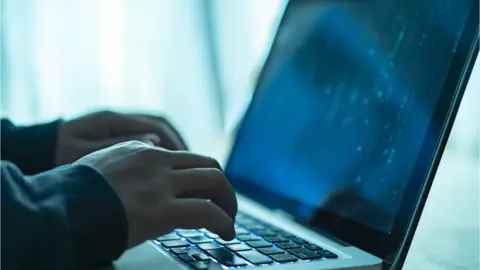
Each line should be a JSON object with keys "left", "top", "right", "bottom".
{"left": 1, "top": 119, "right": 61, "bottom": 175}
{"left": 1, "top": 161, "right": 128, "bottom": 270}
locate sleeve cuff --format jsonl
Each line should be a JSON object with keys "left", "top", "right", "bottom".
{"left": 1, "top": 120, "right": 62, "bottom": 174}
{"left": 29, "top": 164, "right": 128, "bottom": 267}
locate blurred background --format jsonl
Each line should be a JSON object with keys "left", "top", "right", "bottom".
{"left": 1, "top": 0, "right": 287, "bottom": 154}
{"left": 1, "top": 0, "right": 478, "bottom": 157}
{"left": 1, "top": 0, "right": 479, "bottom": 269}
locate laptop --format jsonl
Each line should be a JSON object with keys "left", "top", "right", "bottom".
{"left": 112, "top": 0, "right": 479, "bottom": 269}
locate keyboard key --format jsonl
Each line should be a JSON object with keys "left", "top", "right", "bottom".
{"left": 318, "top": 249, "right": 338, "bottom": 259}
{"left": 263, "top": 235, "right": 289, "bottom": 243}
{"left": 156, "top": 233, "right": 180, "bottom": 241}
{"left": 236, "top": 212, "right": 248, "bottom": 219}
{"left": 204, "top": 248, "right": 248, "bottom": 267}
{"left": 178, "top": 254, "right": 195, "bottom": 262}
{"left": 189, "top": 261, "right": 209, "bottom": 270}
{"left": 251, "top": 229, "right": 277, "bottom": 237}
{"left": 184, "top": 248, "right": 210, "bottom": 261}
{"left": 276, "top": 241, "right": 301, "bottom": 250}
{"left": 170, "top": 248, "right": 189, "bottom": 255}
{"left": 258, "top": 247, "right": 285, "bottom": 255}
{"left": 243, "top": 223, "right": 266, "bottom": 230}
{"left": 197, "top": 243, "right": 222, "bottom": 250}
{"left": 199, "top": 229, "right": 220, "bottom": 239}
{"left": 304, "top": 243, "right": 323, "bottom": 251}
{"left": 246, "top": 240, "right": 272, "bottom": 248}
{"left": 237, "top": 220, "right": 258, "bottom": 227}
{"left": 192, "top": 253, "right": 210, "bottom": 261}
{"left": 275, "top": 230, "right": 295, "bottom": 238}
{"left": 255, "top": 220, "right": 270, "bottom": 226}
{"left": 187, "top": 236, "right": 213, "bottom": 244}
{"left": 236, "top": 215, "right": 257, "bottom": 225}
{"left": 177, "top": 229, "right": 197, "bottom": 233}
{"left": 271, "top": 253, "right": 298, "bottom": 263}
{"left": 205, "top": 232, "right": 220, "bottom": 239}
{"left": 289, "top": 248, "right": 322, "bottom": 260}
{"left": 189, "top": 261, "right": 223, "bottom": 270}
{"left": 291, "top": 237, "right": 308, "bottom": 245}
{"left": 162, "top": 240, "right": 189, "bottom": 248}
{"left": 235, "top": 227, "right": 250, "bottom": 235}
{"left": 237, "top": 250, "right": 273, "bottom": 264}
{"left": 216, "top": 238, "right": 240, "bottom": 245}
{"left": 237, "top": 234, "right": 261, "bottom": 242}
{"left": 176, "top": 230, "right": 203, "bottom": 238}
{"left": 226, "top": 244, "right": 252, "bottom": 252}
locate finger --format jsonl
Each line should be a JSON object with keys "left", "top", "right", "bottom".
{"left": 154, "top": 121, "right": 185, "bottom": 150}
{"left": 167, "top": 199, "right": 235, "bottom": 240}
{"left": 135, "top": 115, "right": 188, "bottom": 150}
{"left": 172, "top": 168, "right": 237, "bottom": 219}
{"left": 105, "top": 113, "right": 187, "bottom": 150}
{"left": 168, "top": 151, "right": 222, "bottom": 170}
{"left": 89, "top": 133, "right": 161, "bottom": 150}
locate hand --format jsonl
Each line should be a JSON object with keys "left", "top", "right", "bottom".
{"left": 56, "top": 111, "right": 187, "bottom": 165}
{"left": 74, "top": 141, "right": 237, "bottom": 248}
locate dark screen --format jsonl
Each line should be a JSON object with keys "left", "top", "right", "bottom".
{"left": 225, "top": 0, "right": 473, "bottom": 233}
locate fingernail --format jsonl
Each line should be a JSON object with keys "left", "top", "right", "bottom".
{"left": 142, "top": 134, "right": 160, "bottom": 145}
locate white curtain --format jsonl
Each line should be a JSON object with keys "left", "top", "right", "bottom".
{"left": 1, "top": 0, "right": 286, "bottom": 152}
{"left": 1, "top": 0, "right": 478, "bottom": 155}
{"left": 450, "top": 55, "right": 479, "bottom": 157}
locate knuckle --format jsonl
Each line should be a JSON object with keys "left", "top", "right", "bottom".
{"left": 158, "top": 148, "right": 174, "bottom": 159}
{"left": 137, "top": 146, "right": 159, "bottom": 158}
{"left": 138, "top": 147, "right": 171, "bottom": 163}
{"left": 204, "top": 168, "right": 227, "bottom": 187}
{"left": 98, "top": 110, "right": 116, "bottom": 118}
{"left": 111, "top": 140, "right": 137, "bottom": 150}
{"left": 124, "top": 140, "right": 146, "bottom": 148}
{"left": 205, "top": 157, "right": 221, "bottom": 169}
{"left": 200, "top": 200, "right": 217, "bottom": 213}
{"left": 208, "top": 167, "right": 224, "bottom": 178}
{"left": 156, "top": 115, "right": 170, "bottom": 124}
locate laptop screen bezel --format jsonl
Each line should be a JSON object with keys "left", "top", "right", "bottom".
{"left": 225, "top": 0, "right": 479, "bottom": 264}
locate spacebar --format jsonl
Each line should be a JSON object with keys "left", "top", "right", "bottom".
{"left": 204, "top": 248, "right": 248, "bottom": 267}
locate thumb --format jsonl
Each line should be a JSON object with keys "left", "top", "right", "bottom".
{"left": 92, "top": 133, "right": 161, "bottom": 150}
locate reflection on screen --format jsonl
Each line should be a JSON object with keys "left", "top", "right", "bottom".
{"left": 225, "top": 0, "right": 473, "bottom": 233}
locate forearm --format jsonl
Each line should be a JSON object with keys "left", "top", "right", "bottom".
{"left": 1, "top": 119, "right": 61, "bottom": 174}
{"left": 1, "top": 161, "right": 128, "bottom": 269}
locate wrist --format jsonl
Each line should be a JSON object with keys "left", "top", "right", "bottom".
{"left": 1, "top": 119, "right": 63, "bottom": 174}
{"left": 33, "top": 164, "right": 129, "bottom": 267}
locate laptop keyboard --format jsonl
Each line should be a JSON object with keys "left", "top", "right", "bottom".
{"left": 152, "top": 212, "right": 338, "bottom": 269}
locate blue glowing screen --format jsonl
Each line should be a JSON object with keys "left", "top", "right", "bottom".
{"left": 225, "top": 0, "right": 472, "bottom": 233}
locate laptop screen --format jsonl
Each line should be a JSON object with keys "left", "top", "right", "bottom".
{"left": 225, "top": 0, "right": 478, "bottom": 261}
